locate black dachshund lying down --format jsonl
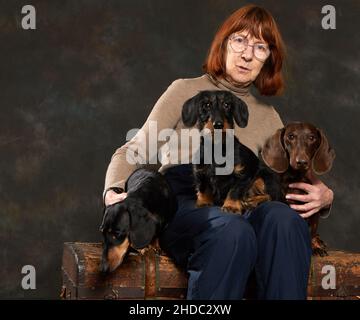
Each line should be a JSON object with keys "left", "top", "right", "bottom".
{"left": 182, "top": 90, "right": 282, "bottom": 213}
{"left": 100, "top": 168, "right": 177, "bottom": 273}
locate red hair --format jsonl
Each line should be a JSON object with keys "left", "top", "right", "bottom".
{"left": 203, "top": 5, "right": 286, "bottom": 96}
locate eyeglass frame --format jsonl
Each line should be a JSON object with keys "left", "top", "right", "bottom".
{"left": 227, "top": 33, "right": 271, "bottom": 62}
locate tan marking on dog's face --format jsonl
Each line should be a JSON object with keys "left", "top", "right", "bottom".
{"left": 222, "top": 120, "right": 232, "bottom": 131}
{"left": 204, "top": 120, "right": 214, "bottom": 132}
{"left": 107, "top": 237, "right": 130, "bottom": 272}
{"left": 233, "top": 164, "right": 245, "bottom": 175}
{"left": 196, "top": 191, "right": 214, "bottom": 207}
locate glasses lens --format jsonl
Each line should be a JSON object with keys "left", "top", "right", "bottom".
{"left": 254, "top": 44, "right": 270, "bottom": 61}
{"left": 229, "top": 35, "right": 270, "bottom": 61}
{"left": 230, "top": 36, "right": 246, "bottom": 52}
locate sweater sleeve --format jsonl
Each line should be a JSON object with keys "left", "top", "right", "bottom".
{"left": 320, "top": 202, "right": 332, "bottom": 219}
{"left": 256, "top": 105, "right": 284, "bottom": 154}
{"left": 103, "top": 79, "right": 187, "bottom": 199}
{"left": 269, "top": 106, "right": 284, "bottom": 134}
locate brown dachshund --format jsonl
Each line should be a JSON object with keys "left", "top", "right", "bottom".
{"left": 261, "top": 122, "right": 335, "bottom": 256}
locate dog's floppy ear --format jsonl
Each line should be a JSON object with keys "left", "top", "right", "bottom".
{"left": 182, "top": 93, "right": 200, "bottom": 127}
{"left": 100, "top": 203, "right": 131, "bottom": 273}
{"left": 312, "top": 128, "right": 335, "bottom": 175}
{"left": 261, "top": 128, "right": 289, "bottom": 173}
{"left": 127, "top": 200, "right": 158, "bottom": 249}
{"left": 232, "top": 95, "right": 249, "bottom": 128}
{"left": 99, "top": 203, "right": 119, "bottom": 233}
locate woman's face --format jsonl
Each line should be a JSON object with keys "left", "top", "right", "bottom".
{"left": 224, "top": 30, "right": 269, "bottom": 85}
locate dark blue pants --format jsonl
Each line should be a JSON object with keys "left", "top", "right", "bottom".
{"left": 159, "top": 165, "right": 312, "bottom": 300}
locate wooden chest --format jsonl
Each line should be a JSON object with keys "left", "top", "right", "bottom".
{"left": 61, "top": 242, "right": 360, "bottom": 300}
{"left": 61, "top": 242, "right": 188, "bottom": 300}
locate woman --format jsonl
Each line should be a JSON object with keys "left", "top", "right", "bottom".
{"left": 103, "top": 5, "right": 334, "bottom": 299}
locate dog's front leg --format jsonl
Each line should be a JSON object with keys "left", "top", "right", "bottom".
{"left": 242, "top": 177, "right": 272, "bottom": 210}
{"left": 193, "top": 165, "right": 214, "bottom": 207}
{"left": 222, "top": 187, "right": 244, "bottom": 214}
{"left": 309, "top": 212, "right": 328, "bottom": 256}
{"left": 196, "top": 190, "right": 214, "bottom": 207}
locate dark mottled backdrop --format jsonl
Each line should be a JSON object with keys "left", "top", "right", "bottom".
{"left": 0, "top": 0, "right": 359, "bottom": 298}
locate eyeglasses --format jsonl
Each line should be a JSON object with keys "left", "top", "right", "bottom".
{"left": 228, "top": 34, "right": 271, "bottom": 62}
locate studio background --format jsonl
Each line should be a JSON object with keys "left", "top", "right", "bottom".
{"left": 0, "top": 0, "right": 359, "bottom": 299}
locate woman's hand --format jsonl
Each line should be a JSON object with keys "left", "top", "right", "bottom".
{"left": 285, "top": 171, "right": 334, "bottom": 219}
{"left": 104, "top": 189, "right": 128, "bottom": 206}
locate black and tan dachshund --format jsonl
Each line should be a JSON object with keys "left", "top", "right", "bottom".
{"left": 261, "top": 122, "right": 335, "bottom": 256}
{"left": 181, "top": 90, "right": 282, "bottom": 213}
{"left": 99, "top": 168, "right": 177, "bottom": 273}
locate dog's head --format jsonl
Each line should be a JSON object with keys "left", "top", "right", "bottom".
{"left": 261, "top": 122, "right": 335, "bottom": 175}
{"left": 99, "top": 199, "right": 159, "bottom": 273}
{"left": 181, "top": 90, "right": 249, "bottom": 132}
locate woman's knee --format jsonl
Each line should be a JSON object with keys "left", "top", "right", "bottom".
{"left": 206, "top": 207, "right": 256, "bottom": 244}
{"left": 258, "top": 201, "right": 308, "bottom": 232}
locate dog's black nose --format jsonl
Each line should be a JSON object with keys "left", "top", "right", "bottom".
{"left": 213, "top": 121, "right": 224, "bottom": 129}
{"left": 100, "top": 259, "right": 110, "bottom": 273}
{"left": 296, "top": 159, "right": 308, "bottom": 167}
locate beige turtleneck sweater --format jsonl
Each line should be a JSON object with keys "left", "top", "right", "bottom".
{"left": 103, "top": 74, "right": 284, "bottom": 194}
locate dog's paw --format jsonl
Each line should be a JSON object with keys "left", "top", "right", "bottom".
{"left": 196, "top": 192, "right": 214, "bottom": 208}
{"left": 149, "top": 238, "right": 162, "bottom": 254}
{"left": 221, "top": 205, "right": 237, "bottom": 213}
{"left": 137, "top": 246, "right": 161, "bottom": 256}
{"left": 312, "top": 246, "right": 328, "bottom": 257}
{"left": 137, "top": 247, "right": 149, "bottom": 255}
{"left": 311, "top": 235, "right": 328, "bottom": 257}
{"left": 196, "top": 200, "right": 212, "bottom": 208}
{"left": 221, "top": 205, "right": 242, "bottom": 214}
{"left": 222, "top": 198, "right": 243, "bottom": 214}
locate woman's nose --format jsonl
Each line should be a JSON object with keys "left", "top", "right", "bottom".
{"left": 241, "top": 45, "right": 254, "bottom": 61}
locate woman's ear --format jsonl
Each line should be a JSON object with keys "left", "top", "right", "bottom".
{"left": 312, "top": 128, "right": 336, "bottom": 175}
{"left": 182, "top": 93, "right": 200, "bottom": 127}
{"left": 261, "top": 128, "right": 289, "bottom": 173}
{"left": 232, "top": 96, "right": 249, "bottom": 128}
{"left": 127, "top": 201, "right": 158, "bottom": 249}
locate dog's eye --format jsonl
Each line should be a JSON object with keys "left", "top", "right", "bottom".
{"left": 201, "top": 103, "right": 211, "bottom": 112}
{"left": 308, "top": 135, "right": 316, "bottom": 141}
{"left": 223, "top": 103, "right": 230, "bottom": 110}
{"left": 288, "top": 134, "right": 295, "bottom": 140}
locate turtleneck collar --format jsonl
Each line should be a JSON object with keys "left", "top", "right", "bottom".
{"left": 206, "top": 73, "right": 251, "bottom": 96}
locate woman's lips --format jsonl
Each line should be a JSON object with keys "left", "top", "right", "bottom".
{"left": 237, "top": 65, "right": 251, "bottom": 73}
